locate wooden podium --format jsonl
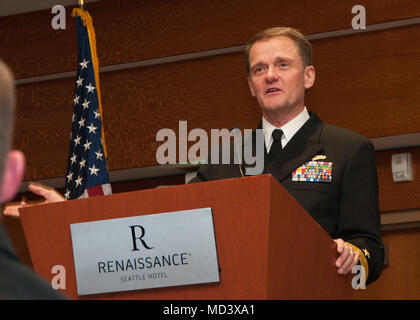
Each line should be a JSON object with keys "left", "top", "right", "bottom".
{"left": 19, "top": 174, "right": 353, "bottom": 299}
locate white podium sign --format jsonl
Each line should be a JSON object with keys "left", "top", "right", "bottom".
{"left": 70, "top": 207, "right": 219, "bottom": 295}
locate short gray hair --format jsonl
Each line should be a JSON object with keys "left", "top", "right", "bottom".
{"left": 245, "top": 27, "right": 312, "bottom": 74}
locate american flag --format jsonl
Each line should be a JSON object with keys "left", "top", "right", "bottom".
{"left": 64, "top": 9, "right": 111, "bottom": 200}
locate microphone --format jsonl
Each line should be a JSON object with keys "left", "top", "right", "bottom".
{"left": 230, "top": 126, "right": 245, "bottom": 177}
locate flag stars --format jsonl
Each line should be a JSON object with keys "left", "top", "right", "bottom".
{"left": 75, "top": 176, "right": 83, "bottom": 187}
{"left": 78, "top": 117, "right": 85, "bottom": 128}
{"left": 89, "top": 164, "right": 100, "bottom": 176}
{"left": 82, "top": 99, "right": 90, "bottom": 110}
{"left": 64, "top": 190, "right": 71, "bottom": 199}
{"left": 73, "top": 95, "right": 80, "bottom": 105}
{"left": 95, "top": 150, "right": 103, "bottom": 160}
{"left": 79, "top": 158, "right": 86, "bottom": 169}
{"left": 83, "top": 140, "right": 92, "bottom": 151}
{"left": 74, "top": 135, "right": 81, "bottom": 146}
{"left": 79, "top": 59, "right": 89, "bottom": 69}
{"left": 67, "top": 172, "right": 73, "bottom": 182}
{"left": 85, "top": 83, "right": 96, "bottom": 93}
{"left": 76, "top": 76, "right": 83, "bottom": 87}
{"left": 93, "top": 110, "right": 101, "bottom": 119}
{"left": 70, "top": 153, "right": 77, "bottom": 165}
{"left": 87, "top": 123, "right": 98, "bottom": 134}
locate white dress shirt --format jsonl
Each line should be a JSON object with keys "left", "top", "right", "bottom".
{"left": 263, "top": 107, "right": 310, "bottom": 153}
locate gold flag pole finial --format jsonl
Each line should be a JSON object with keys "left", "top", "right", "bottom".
{"left": 78, "top": 0, "right": 85, "bottom": 9}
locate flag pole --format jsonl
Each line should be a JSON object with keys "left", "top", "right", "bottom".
{"left": 78, "top": 0, "right": 85, "bottom": 9}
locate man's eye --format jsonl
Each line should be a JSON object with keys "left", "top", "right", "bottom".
{"left": 253, "top": 67, "right": 264, "bottom": 74}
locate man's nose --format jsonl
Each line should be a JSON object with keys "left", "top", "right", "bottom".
{"left": 265, "top": 66, "right": 279, "bottom": 82}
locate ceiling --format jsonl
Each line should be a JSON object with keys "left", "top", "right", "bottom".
{"left": 0, "top": 0, "right": 99, "bottom": 17}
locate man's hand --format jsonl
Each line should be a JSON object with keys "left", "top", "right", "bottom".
{"left": 334, "top": 238, "right": 360, "bottom": 275}
{"left": 2, "top": 182, "right": 65, "bottom": 217}
{"left": 3, "top": 200, "right": 26, "bottom": 217}
{"left": 28, "top": 182, "right": 65, "bottom": 203}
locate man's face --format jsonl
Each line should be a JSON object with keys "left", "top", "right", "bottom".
{"left": 247, "top": 36, "right": 315, "bottom": 117}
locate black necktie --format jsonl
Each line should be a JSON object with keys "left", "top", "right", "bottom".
{"left": 268, "top": 129, "right": 283, "bottom": 161}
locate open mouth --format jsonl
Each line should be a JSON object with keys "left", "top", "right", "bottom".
{"left": 265, "top": 88, "right": 282, "bottom": 94}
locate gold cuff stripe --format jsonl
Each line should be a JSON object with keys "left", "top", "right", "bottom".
{"left": 345, "top": 242, "right": 369, "bottom": 280}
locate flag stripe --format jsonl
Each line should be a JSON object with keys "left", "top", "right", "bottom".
{"left": 86, "top": 185, "right": 105, "bottom": 197}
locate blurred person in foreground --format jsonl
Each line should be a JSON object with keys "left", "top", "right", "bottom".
{"left": 0, "top": 60, "right": 65, "bottom": 299}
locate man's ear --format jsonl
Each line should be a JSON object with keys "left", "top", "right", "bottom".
{"left": 304, "top": 65, "right": 316, "bottom": 89}
{"left": 247, "top": 76, "right": 256, "bottom": 97}
{"left": 0, "top": 150, "right": 25, "bottom": 203}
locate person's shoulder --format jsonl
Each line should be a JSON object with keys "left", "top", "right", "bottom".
{"left": 323, "top": 123, "right": 369, "bottom": 143}
{"left": 308, "top": 111, "right": 371, "bottom": 149}
{"left": 320, "top": 121, "right": 372, "bottom": 146}
{"left": 308, "top": 112, "right": 369, "bottom": 145}
{"left": 319, "top": 123, "right": 376, "bottom": 165}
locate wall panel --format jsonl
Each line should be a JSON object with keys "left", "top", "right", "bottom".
{"left": 2, "top": 0, "right": 420, "bottom": 79}
{"left": 308, "top": 24, "right": 420, "bottom": 138}
{"left": 355, "top": 228, "right": 420, "bottom": 299}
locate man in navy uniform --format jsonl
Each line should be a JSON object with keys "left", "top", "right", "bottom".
{"left": 191, "top": 27, "right": 384, "bottom": 285}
